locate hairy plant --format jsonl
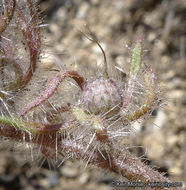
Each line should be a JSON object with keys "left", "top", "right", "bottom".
{"left": 0, "top": 1, "right": 183, "bottom": 189}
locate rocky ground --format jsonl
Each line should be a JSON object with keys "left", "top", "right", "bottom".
{"left": 0, "top": 0, "right": 185, "bottom": 189}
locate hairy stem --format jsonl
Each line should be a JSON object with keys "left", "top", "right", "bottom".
{"left": 124, "top": 68, "right": 157, "bottom": 121}
{"left": 0, "top": 114, "right": 78, "bottom": 134}
{"left": 0, "top": 0, "right": 16, "bottom": 35}
{"left": 21, "top": 71, "right": 85, "bottom": 117}
{"left": 0, "top": 123, "right": 181, "bottom": 190}
{"left": 16, "top": 2, "right": 41, "bottom": 87}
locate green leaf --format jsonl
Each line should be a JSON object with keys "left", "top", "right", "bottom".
{"left": 130, "top": 36, "right": 142, "bottom": 79}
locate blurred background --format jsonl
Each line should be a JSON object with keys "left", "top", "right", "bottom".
{"left": 0, "top": 0, "right": 185, "bottom": 189}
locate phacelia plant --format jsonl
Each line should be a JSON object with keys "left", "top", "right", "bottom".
{"left": 0, "top": 1, "right": 183, "bottom": 189}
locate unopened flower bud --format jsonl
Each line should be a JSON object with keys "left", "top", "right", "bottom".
{"left": 81, "top": 78, "right": 123, "bottom": 116}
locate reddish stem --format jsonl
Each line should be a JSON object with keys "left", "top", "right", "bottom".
{"left": 16, "top": 2, "right": 41, "bottom": 87}
{"left": 0, "top": 123, "right": 182, "bottom": 190}
{"left": 0, "top": 0, "right": 16, "bottom": 35}
{"left": 21, "top": 71, "right": 85, "bottom": 117}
